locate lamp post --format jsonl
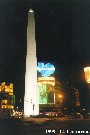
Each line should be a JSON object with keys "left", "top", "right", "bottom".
{"left": 84, "top": 67, "right": 90, "bottom": 96}
{"left": 58, "top": 94, "right": 63, "bottom": 113}
{"left": 58, "top": 95, "right": 62, "bottom": 100}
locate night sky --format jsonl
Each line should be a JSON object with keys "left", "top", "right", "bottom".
{"left": 0, "top": 0, "right": 90, "bottom": 107}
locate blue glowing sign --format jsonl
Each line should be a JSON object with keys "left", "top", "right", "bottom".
{"left": 37, "top": 62, "right": 55, "bottom": 77}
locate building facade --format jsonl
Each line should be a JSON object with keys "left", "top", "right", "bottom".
{"left": 0, "top": 82, "right": 15, "bottom": 117}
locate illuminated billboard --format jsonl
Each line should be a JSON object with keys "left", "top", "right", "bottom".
{"left": 37, "top": 62, "right": 55, "bottom": 104}
{"left": 37, "top": 62, "right": 55, "bottom": 77}
{"left": 38, "top": 84, "right": 55, "bottom": 104}
{"left": 39, "top": 84, "right": 47, "bottom": 104}
{"left": 38, "top": 77, "right": 55, "bottom": 104}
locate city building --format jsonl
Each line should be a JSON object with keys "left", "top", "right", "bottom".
{"left": 0, "top": 82, "right": 15, "bottom": 117}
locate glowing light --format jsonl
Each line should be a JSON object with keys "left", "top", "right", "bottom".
{"left": 0, "top": 82, "right": 13, "bottom": 93}
{"left": 38, "top": 77, "right": 55, "bottom": 86}
{"left": 2, "top": 100, "right": 8, "bottom": 104}
{"left": 1, "top": 105, "right": 14, "bottom": 109}
{"left": 9, "top": 93, "right": 13, "bottom": 95}
{"left": 29, "top": 9, "right": 34, "bottom": 12}
{"left": 37, "top": 62, "right": 55, "bottom": 77}
{"left": 58, "top": 95, "right": 62, "bottom": 98}
{"left": 84, "top": 67, "right": 90, "bottom": 83}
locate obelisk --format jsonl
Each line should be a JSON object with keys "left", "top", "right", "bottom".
{"left": 24, "top": 9, "right": 39, "bottom": 117}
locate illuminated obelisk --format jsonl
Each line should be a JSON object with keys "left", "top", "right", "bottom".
{"left": 24, "top": 9, "right": 39, "bottom": 117}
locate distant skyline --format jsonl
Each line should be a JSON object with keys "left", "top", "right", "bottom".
{"left": 0, "top": 0, "right": 90, "bottom": 107}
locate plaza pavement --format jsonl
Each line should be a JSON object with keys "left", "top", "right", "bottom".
{"left": 22, "top": 117, "right": 90, "bottom": 124}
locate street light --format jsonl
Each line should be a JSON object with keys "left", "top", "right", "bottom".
{"left": 58, "top": 94, "right": 63, "bottom": 113}
{"left": 84, "top": 67, "right": 90, "bottom": 96}
{"left": 58, "top": 95, "right": 62, "bottom": 98}
{"left": 58, "top": 94, "right": 63, "bottom": 105}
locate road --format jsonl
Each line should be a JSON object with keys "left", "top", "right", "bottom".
{"left": 0, "top": 118, "right": 90, "bottom": 135}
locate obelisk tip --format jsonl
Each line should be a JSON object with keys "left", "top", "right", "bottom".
{"left": 29, "top": 9, "right": 34, "bottom": 13}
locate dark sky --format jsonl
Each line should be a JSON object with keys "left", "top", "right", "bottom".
{"left": 0, "top": 0, "right": 90, "bottom": 106}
